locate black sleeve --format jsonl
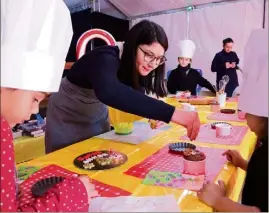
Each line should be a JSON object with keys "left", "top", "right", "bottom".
{"left": 242, "top": 139, "right": 268, "bottom": 212}
{"left": 211, "top": 54, "right": 218, "bottom": 73}
{"left": 234, "top": 52, "right": 240, "bottom": 64}
{"left": 211, "top": 53, "right": 225, "bottom": 72}
{"left": 197, "top": 73, "right": 216, "bottom": 94}
{"left": 167, "top": 70, "right": 178, "bottom": 94}
{"left": 233, "top": 52, "right": 240, "bottom": 69}
{"left": 88, "top": 50, "right": 175, "bottom": 123}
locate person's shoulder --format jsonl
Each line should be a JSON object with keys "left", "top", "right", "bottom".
{"left": 88, "top": 45, "right": 120, "bottom": 59}
{"left": 190, "top": 68, "right": 200, "bottom": 74}
{"left": 0, "top": 117, "right": 12, "bottom": 142}
{"left": 189, "top": 69, "right": 202, "bottom": 78}
{"left": 216, "top": 51, "right": 223, "bottom": 56}
{"left": 1, "top": 117, "right": 10, "bottom": 131}
{"left": 170, "top": 68, "right": 178, "bottom": 73}
{"left": 77, "top": 46, "right": 119, "bottom": 63}
{"left": 71, "top": 46, "right": 120, "bottom": 71}
{"left": 231, "top": 51, "right": 238, "bottom": 56}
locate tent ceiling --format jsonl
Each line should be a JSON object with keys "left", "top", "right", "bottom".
{"left": 107, "top": 0, "right": 234, "bottom": 18}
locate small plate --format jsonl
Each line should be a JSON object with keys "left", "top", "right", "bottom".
{"left": 220, "top": 109, "right": 236, "bottom": 114}
{"left": 74, "top": 150, "right": 128, "bottom": 171}
{"left": 169, "top": 142, "right": 196, "bottom": 154}
{"left": 211, "top": 122, "right": 232, "bottom": 129}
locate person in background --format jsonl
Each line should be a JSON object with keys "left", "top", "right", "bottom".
{"left": 198, "top": 29, "right": 268, "bottom": 212}
{"left": 167, "top": 40, "right": 216, "bottom": 96}
{"left": 0, "top": 0, "right": 97, "bottom": 211}
{"left": 211, "top": 38, "right": 240, "bottom": 97}
{"left": 45, "top": 20, "right": 200, "bottom": 154}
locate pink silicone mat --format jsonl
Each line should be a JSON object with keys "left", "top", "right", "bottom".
{"left": 180, "top": 124, "right": 248, "bottom": 145}
{"left": 19, "top": 165, "right": 131, "bottom": 206}
{"left": 227, "top": 97, "right": 237, "bottom": 102}
{"left": 124, "top": 145, "right": 227, "bottom": 182}
{"left": 142, "top": 170, "right": 205, "bottom": 191}
{"left": 207, "top": 112, "right": 246, "bottom": 122}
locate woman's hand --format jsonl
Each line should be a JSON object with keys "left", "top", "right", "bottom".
{"left": 222, "top": 150, "right": 248, "bottom": 170}
{"left": 148, "top": 120, "right": 166, "bottom": 129}
{"left": 78, "top": 175, "right": 99, "bottom": 204}
{"left": 171, "top": 109, "right": 200, "bottom": 140}
{"left": 198, "top": 180, "right": 226, "bottom": 207}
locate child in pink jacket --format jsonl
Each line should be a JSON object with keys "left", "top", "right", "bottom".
{"left": 0, "top": 0, "right": 97, "bottom": 211}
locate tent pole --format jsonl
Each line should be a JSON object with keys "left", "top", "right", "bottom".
{"left": 186, "top": 12, "right": 190, "bottom": 39}
{"left": 262, "top": 0, "right": 266, "bottom": 28}
{"left": 104, "top": 0, "right": 129, "bottom": 19}
{"left": 128, "top": 0, "right": 247, "bottom": 20}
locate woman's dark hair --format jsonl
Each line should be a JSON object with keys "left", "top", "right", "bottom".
{"left": 223, "top": 38, "right": 234, "bottom": 46}
{"left": 117, "top": 20, "right": 168, "bottom": 97}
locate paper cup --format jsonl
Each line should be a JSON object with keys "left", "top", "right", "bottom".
{"left": 217, "top": 93, "right": 227, "bottom": 107}
{"left": 216, "top": 123, "right": 232, "bottom": 137}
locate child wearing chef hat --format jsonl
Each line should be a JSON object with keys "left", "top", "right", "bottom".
{"left": 0, "top": 0, "right": 98, "bottom": 211}
{"left": 167, "top": 40, "right": 216, "bottom": 96}
{"left": 198, "top": 29, "right": 268, "bottom": 212}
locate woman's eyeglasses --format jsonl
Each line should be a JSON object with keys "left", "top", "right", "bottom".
{"left": 139, "top": 47, "right": 167, "bottom": 65}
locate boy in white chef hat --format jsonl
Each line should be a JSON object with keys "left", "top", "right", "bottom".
{"left": 1, "top": 0, "right": 73, "bottom": 126}
{"left": 178, "top": 39, "right": 196, "bottom": 66}
{"left": 198, "top": 29, "right": 268, "bottom": 212}
{"left": 167, "top": 40, "right": 216, "bottom": 95}
{"left": 0, "top": 0, "right": 98, "bottom": 211}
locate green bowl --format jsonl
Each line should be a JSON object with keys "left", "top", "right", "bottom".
{"left": 114, "top": 123, "right": 134, "bottom": 135}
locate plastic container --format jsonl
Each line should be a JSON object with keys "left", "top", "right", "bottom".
{"left": 114, "top": 123, "right": 134, "bottom": 135}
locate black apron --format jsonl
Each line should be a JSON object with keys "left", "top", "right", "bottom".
{"left": 45, "top": 77, "right": 110, "bottom": 153}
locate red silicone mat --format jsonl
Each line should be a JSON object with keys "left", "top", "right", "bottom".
{"left": 124, "top": 145, "right": 227, "bottom": 182}
{"left": 19, "top": 165, "right": 131, "bottom": 206}
{"left": 207, "top": 112, "right": 246, "bottom": 122}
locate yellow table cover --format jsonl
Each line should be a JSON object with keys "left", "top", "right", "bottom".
{"left": 17, "top": 98, "right": 257, "bottom": 212}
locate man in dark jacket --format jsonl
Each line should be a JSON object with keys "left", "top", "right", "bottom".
{"left": 211, "top": 38, "right": 240, "bottom": 97}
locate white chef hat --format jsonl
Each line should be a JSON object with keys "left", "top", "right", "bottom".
{"left": 1, "top": 0, "right": 73, "bottom": 92}
{"left": 178, "top": 40, "right": 196, "bottom": 58}
{"left": 238, "top": 29, "right": 268, "bottom": 117}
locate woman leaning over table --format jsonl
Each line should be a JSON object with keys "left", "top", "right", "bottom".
{"left": 45, "top": 20, "right": 200, "bottom": 153}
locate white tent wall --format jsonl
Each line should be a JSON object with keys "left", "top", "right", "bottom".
{"left": 130, "top": 0, "right": 264, "bottom": 85}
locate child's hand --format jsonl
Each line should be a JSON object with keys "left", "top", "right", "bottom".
{"left": 78, "top": 175, "right": 99, "bottom": 203}
{"left": 198, "top": 180, "right": 226, "bottom": 207}
{"left": 18, "top": 185, "right": 23, "bottom": 198}
{"left": 222, "top": 150, "right": 248, "bottom": 170}
{"left": 149, "top": 120, "right": 165, "bottom": 129}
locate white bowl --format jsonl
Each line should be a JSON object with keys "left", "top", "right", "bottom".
{"left": 215, "top": 123, "right": 232, "bottom": 137}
